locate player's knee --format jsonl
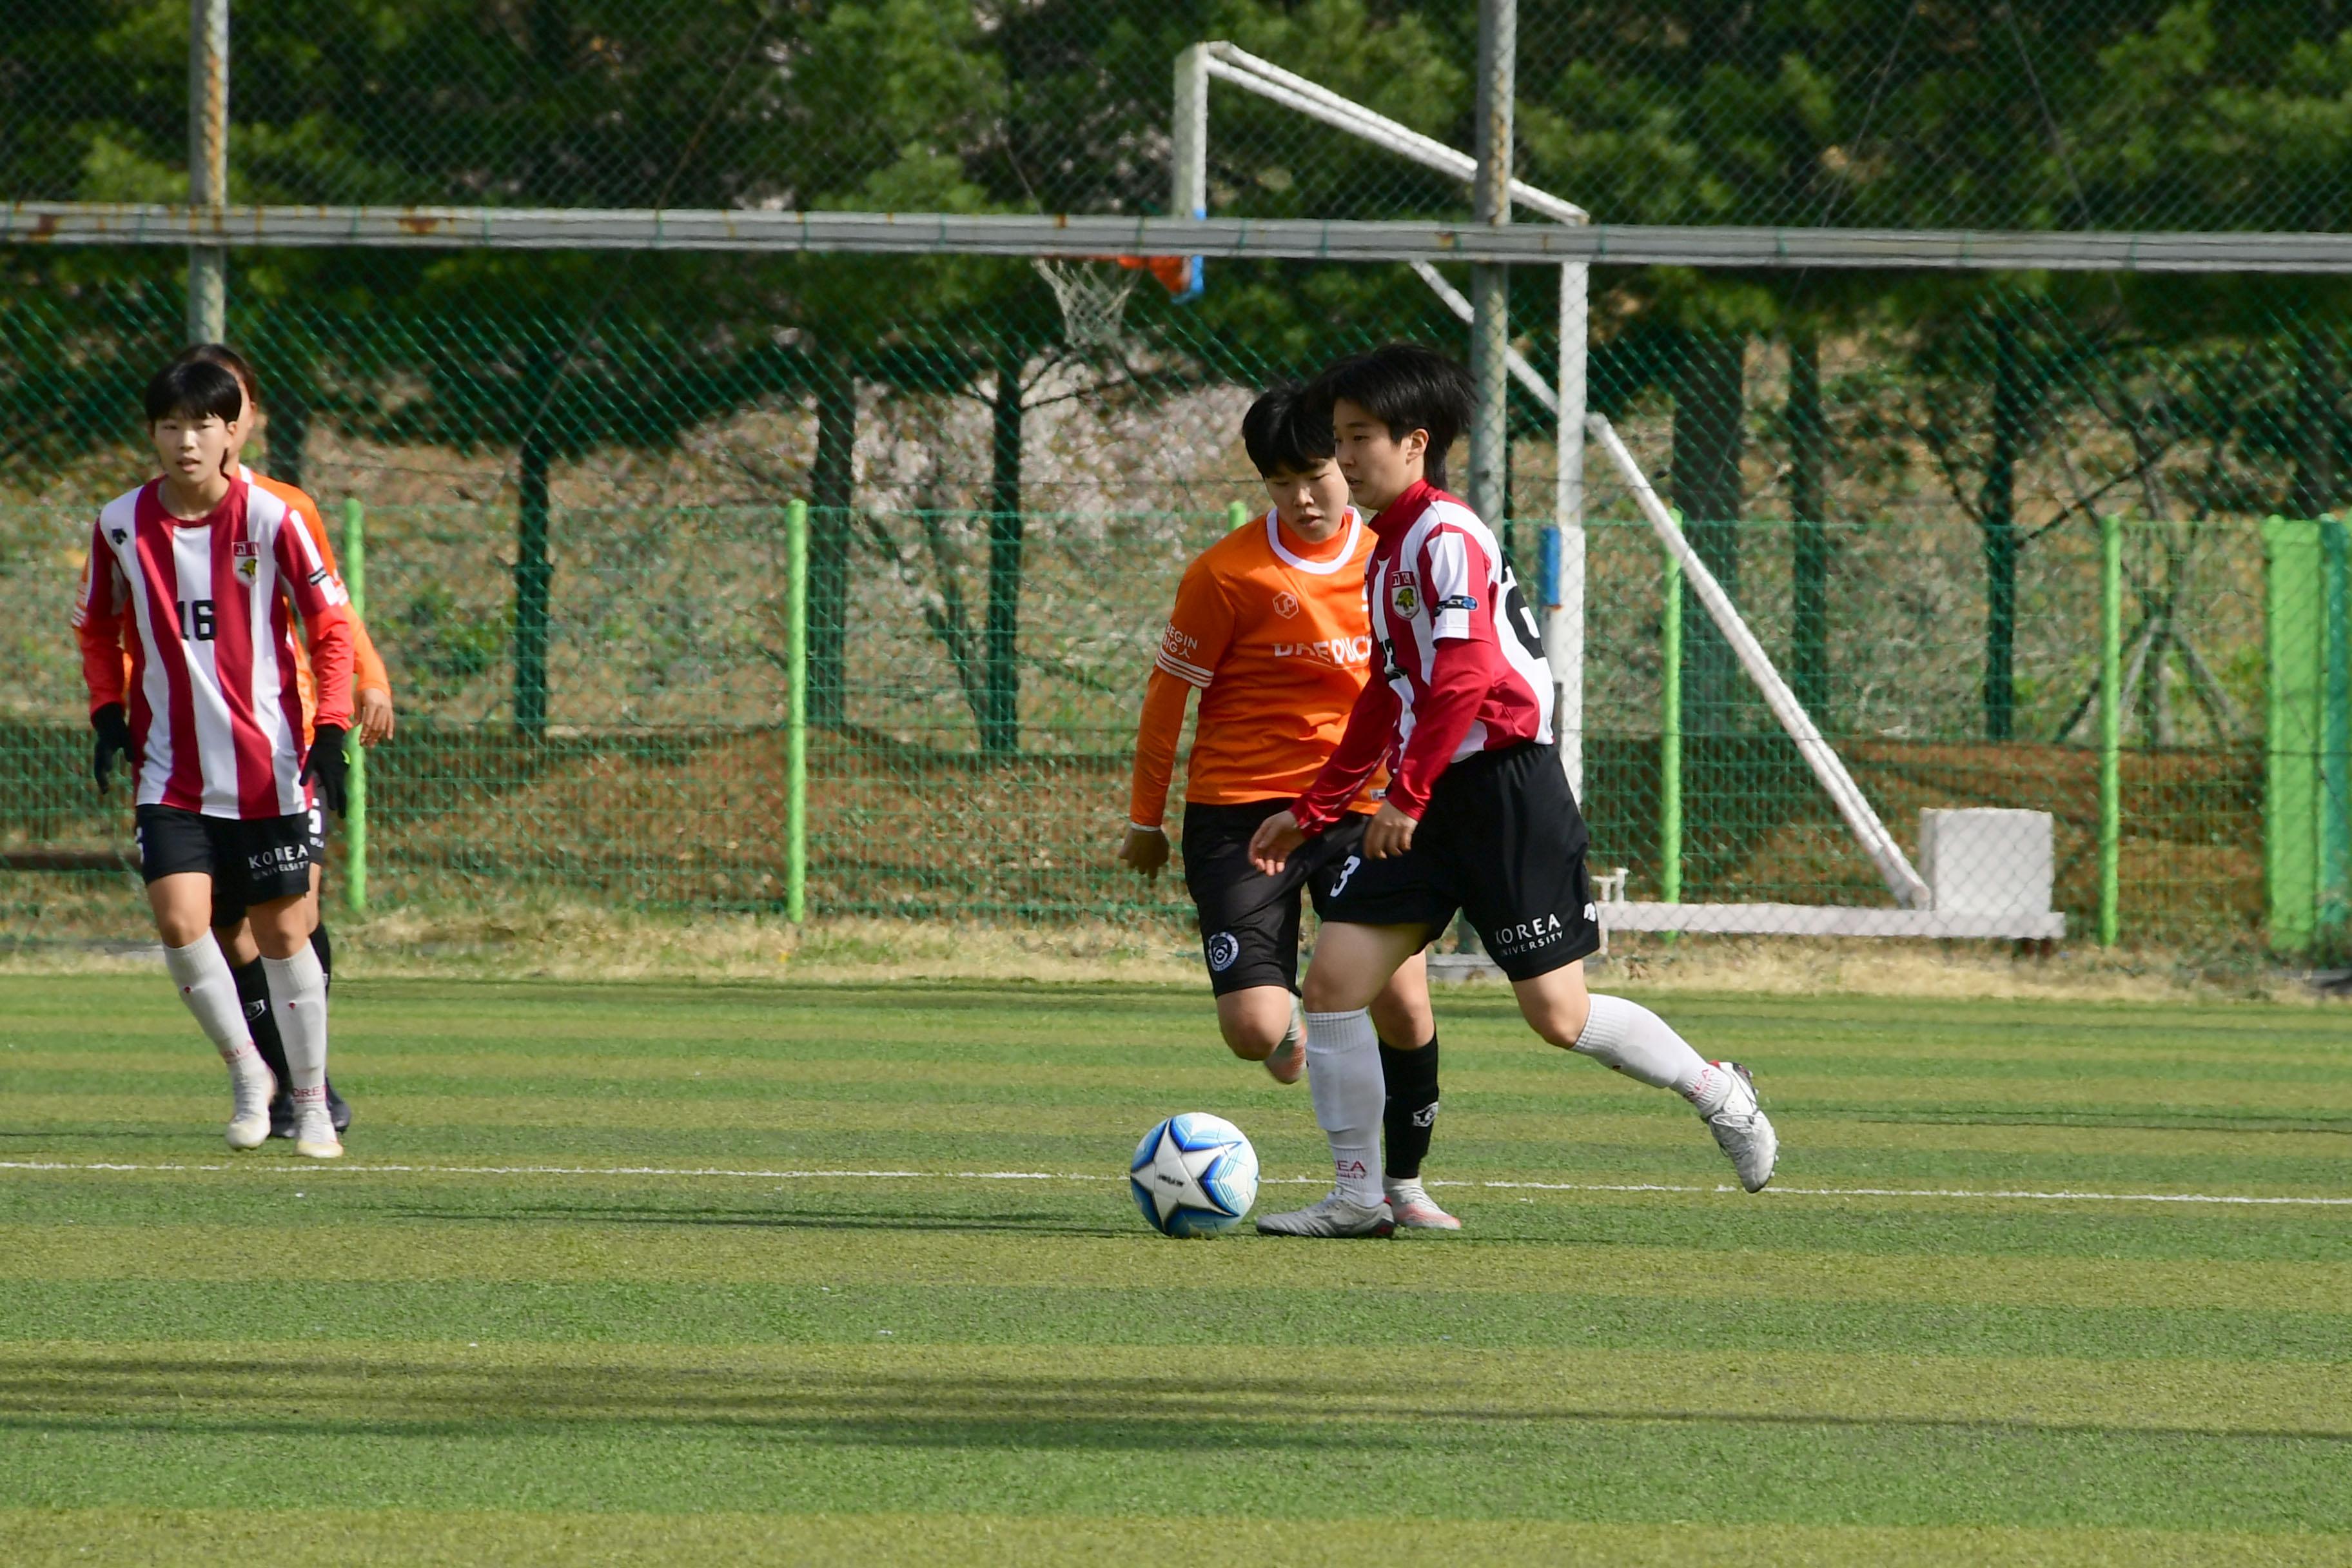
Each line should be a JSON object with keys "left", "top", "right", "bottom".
{"left": 1221, "top": 1028, "right": 1279, "bottom": 1061}
{"left": 153, "top": 911, "right": 209, "bottom": 948}
{"left": 1300, "top": 966, "right": 1368, "bottom": 1015}
{"left": 1522, "top": 989, "right": 1591, "bottom": 1050}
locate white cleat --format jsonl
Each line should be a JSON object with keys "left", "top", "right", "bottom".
{"left": 292, "top": 1098, "right": 344, "bottom": 1161}
{"left": 1700, "top": 1061, "right": 1778, "bottom": 1191}
{"left": 1384, "top": 1178, "right": 1462, "bottom": 1231}
{"left": 226, "top": 1057, "right": 276, "bottom": 1151}
{"left": 1255, "top": 1190, "right": 1395, "bottom": 1238}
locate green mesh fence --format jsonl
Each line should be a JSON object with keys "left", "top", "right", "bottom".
{"left": 15, "top": 2, "right": 2352, "bottom": 228}
{"left": 10, "top": 1, "right": 2352, "bottom": 957}
{"left": 0, "top": 249, "right": 2324, "bottom": 956}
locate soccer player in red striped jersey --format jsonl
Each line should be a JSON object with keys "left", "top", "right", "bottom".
{"left": 172, "top": 342, "right": 395, "bottom": 1139}
{"left": 74, "top": 358, "right": 356, "bottom": 1158}
{"left": 1248, "top": 344, "right": 1779, "bottom": 1236}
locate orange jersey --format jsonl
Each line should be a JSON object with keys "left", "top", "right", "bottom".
{"left": 1126, "top": 507, "right": 1382, "bottom": 827}
{"left": 246, "top": 473, "right": 389, "bottom": 739}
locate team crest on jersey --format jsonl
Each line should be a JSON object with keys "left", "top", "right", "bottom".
{"left": 1389, "top": 571, "right": 1421, "bottom": 618}
{"left": 237, "top": 556, "right": 259, "bottom": 582}
{"left": 1271, "top": 590, "right": 1300, "bottom": 619}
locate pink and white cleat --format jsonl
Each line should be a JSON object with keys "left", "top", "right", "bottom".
{"left": 1384, "top": 1178, "right": 1462, "bottom": 1231}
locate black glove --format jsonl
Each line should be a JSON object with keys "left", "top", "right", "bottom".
{"left": 302, "top": 723, "right": 350, "bottom": 816}
{"left": 92, "top": 703, "right": 132, "bottom": 793}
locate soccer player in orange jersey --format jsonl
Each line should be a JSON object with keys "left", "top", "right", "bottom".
{"left": 1119, "top": 384, "right": 1456, "bottom": 1231}
{"left": 177, "top": 343, "right": 393, "bottom": 1137}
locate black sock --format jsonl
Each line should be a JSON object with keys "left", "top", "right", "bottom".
{"left": 1379, "top": 1034, "right": 1440, "bottom": 1181}
{"left": 231, "top": 956, "right": 292, "bottom": 1095}
{"left": 309, "top": 923, "right": 333, "bottom": 992}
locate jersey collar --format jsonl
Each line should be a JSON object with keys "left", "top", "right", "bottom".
{"left": 1266, "top": 505, "right": 1362, "bottom": 574}
{"left": 1366, "top": 478, "right": 1440, "bottom": 540}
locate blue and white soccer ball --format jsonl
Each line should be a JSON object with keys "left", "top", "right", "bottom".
{"left": 1129, "top": 1112, "right": 1259, "bottom": 1237}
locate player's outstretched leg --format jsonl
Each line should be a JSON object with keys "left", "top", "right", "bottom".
{"left": 1519, "top": 968, "right": 1777, "bottom": 1191}
{"left": 163, "top": 937, "right": 275, "bottom": 1149}
{"left": 1369, "top": 950, "right": 1458, "bottom": 1230}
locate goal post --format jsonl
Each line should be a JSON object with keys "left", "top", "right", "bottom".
{"left": 1171, "top": 39, "right": 1592, "bottom": 797}
{"left": 1587, "top": 415, "right": 1944, "bottom": 912}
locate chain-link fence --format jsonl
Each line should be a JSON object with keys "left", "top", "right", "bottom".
{"left": 16, "top": 3, "right": 2352, "bottom": 228}
{"left": 4, "top": 255, "right": 2343, "bottom": 955}
{"left": 5, "top": 3, "right": 2350, "bottom": 959}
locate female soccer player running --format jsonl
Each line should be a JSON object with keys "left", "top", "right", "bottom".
{"left": 172, "top": 342, "right": 397, "bottom": 1138}
{"left": 1248, "top": 345, "right": 1778, "bottom": 1237}
{"left": 1120, "top": 384, "right": 1460, "bottom": 1230}
{"left": 75, "top": 358, "right": 356, "bottom": 1158}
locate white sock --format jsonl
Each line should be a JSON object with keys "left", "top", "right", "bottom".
{"left": 262, "top": 946, "right": 330, "bottom": 1096}
{"left": 164, "top": 937, "right": 262, "bottom": 1072}
{"left": 1305, "top": 1007, "right": 1385, "bottom": 1206}
{"left": 1574, "top": 994, "right": 1732, "bottom": 1112}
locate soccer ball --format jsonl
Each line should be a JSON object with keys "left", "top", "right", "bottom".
{"left": 1128, "top": 1113, "right": 1259, "bottom": 1237}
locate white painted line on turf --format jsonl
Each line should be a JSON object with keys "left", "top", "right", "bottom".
{"left": 3, "top": 1159, "right": 2349, "bottom": 1207}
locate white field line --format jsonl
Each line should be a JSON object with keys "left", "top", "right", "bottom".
{"left": 2, "top": 1160, "right": 2348, "bottom": 1208}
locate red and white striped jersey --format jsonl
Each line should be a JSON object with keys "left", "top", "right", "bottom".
{"left": 1293, "top": 478, "right": 1553, "bottom": 830}
{"left": 74, "top": 476, "right": 354, "bottom": 818}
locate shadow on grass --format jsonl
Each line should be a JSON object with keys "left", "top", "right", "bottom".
{"left": 382, "top": 1203, "right": 1133, "bottom": 1238}
{"left": 3, "top": 1355, "right": 2348, "bottom": 1450}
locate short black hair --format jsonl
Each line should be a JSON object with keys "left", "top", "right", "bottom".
{"left": 1306, "top": 342, "right": 1474, "bottom": 489}
{"left": 171, "top": 342, "right": 262, "bottom": 413}
{"left": 1240, "top": 382, "right": 1334, "bottom": 477}
{"left": 144, "top": 358, "right": 245, "bottom": 427}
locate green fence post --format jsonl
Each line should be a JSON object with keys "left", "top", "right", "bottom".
{"left": 2324, "top": 516, "right": 2351, "bottom": 942}
{"left": 1227, "top": 500, "right": 1248, "bottom": 531}
{"left": 2098, "top": 514, "right": 2121, "bottom": 947}
{"left": 786, "top": 498, "right": 809, "bottom": 924}
{"left": 342, "top": 496, "right": 368, "bottom": 917}
{"left": 1660, "top": 543, "right": 1683, "bottom": 905}
{"left": 2265, "top": 517, "right": 2324, "bottom": 954}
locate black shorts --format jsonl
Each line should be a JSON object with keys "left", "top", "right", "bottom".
{"left": 1181, "top": 801, "right": 1370, "bottom": 996}
{"left": 133, "top": 805, "right": 316, "bottom": 923}
{"left": 1317, "top": 741, "right": 1602, "bottom": 981}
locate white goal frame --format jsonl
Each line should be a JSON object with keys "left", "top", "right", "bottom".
{"left": 1171, "top": 41, "right": 1594, "bottom": 800}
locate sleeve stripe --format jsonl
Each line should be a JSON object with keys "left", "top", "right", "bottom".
{"left": 1154, "top": 651, "right": 1213, "bottom": 688}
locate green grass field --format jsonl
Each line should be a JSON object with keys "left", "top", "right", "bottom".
{"left": 1, "top": 974, "right": 2347, "bottom": 1565}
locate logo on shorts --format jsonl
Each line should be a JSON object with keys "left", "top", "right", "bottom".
{"left": 1271, "top": 590, "right": 1300, "bottom": 619}
{"left": 250, "top": 843, "right": 308, "bottom": 873}
{"left": 1328, "top": 854, "right": 1362, "bottom": 899}
{"left": 1389, "top": 571, "right": 1420, "bottom": 618}
{"left": 1489, "top": 914, "right": 1565, "bottom": 955}
{"left": 1206, "top": 932, "right": 1241, "bottom": 972}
